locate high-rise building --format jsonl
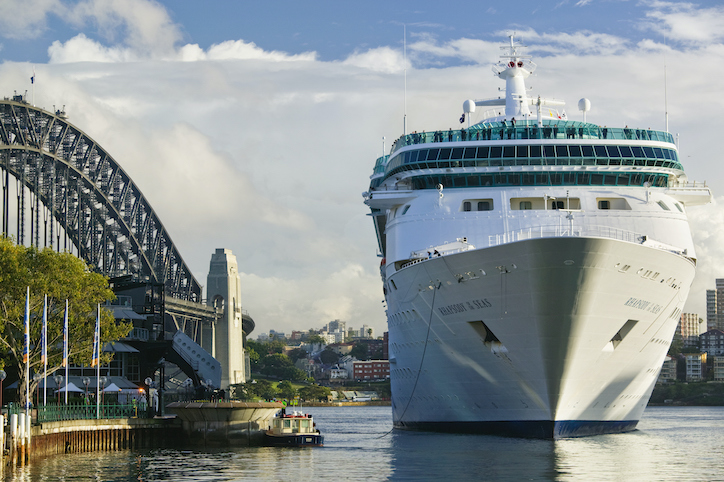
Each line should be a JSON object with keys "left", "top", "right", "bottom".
{"left": 706, "top": 279, "right": 724, "bottom": 331}
{"left": 678, "top": 313, "right": 703, "bottom": 347}
{"left": 207, "top": 248, "right": 246, "bottom": 389}
{"left": 707, "top": 289, "right": 717, "bottom": 331}
{"left": 328, "top": 319, "right": 346, "bottom": 334}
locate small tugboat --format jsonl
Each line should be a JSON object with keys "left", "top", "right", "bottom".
{"left": 264, "top": 410, "right": 324, "bottom": 447}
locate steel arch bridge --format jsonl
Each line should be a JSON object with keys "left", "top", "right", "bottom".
{"left": 0, "top": 94, "right": 201, "bottom": 302}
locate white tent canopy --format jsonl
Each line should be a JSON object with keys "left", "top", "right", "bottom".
{"left": 102, "top": 383, "right": 122, "bottom": 393}
{"left": 57, "top": 382, "right": 83, "bottom": 393}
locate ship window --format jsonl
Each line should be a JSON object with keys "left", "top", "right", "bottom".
{"left": 598, "top": 198, "right": 632, "bottom": 210}
{"left": 604, "top": 175, "right": 617, "bottom": 186}
{"left": 478, "top": 201, "right": 492, "bottom": 211}
{"left": 581, "top": 145, "right": 595, "bottom": 157}
{"left": 594, "top": 146, "right": 607, "bottom": 157}
{"left": 522, "top": 173, "right": 535, "bottom": 185}
{"left": 439, "top": 148, "right": 451, "bottom": 160}
{"left": 653, "top": 147, "right": 665, "bottom": 159}
{"left": 550, "top": 173, "right": 562, "bottom": 185}
{"left": 517, "top": 146, "right": 529, "bottom": 157}
{"left": 619, "top": 146, "right": 633, "bottom": 158}
{"left": 503, "top": 146, "right": 515, "bottom": 157}
{"left": 591, "top": 174, "right": 604, "bottom": 185}
{"left": 552, "top": 201, "right": 564, "bottom": 209}
{"left": 569, "top": 145, "right": 581, "bottom": 157}
{"left": 490, "top": 146, "right": 502, "bottom": 158}
{"left": 555, "top": 145, "right": 568, "bottom": 157}
{"left": 657, "top": 201, "right": 670, "bottom": 211}
{"left": 463, "top": 201, "right": 471, "bottom": 211}
{"left": 529, "top": 145, "right": 542, "bottom": 157}
{"left": 520, "top": 201, "right": 532, "bottom": 210}
{"left": 543, "top": 146, "right": 555, "bottom": 158}
{"left": 452, "top": 147, "right": 464, "bottom": 159}
{"left": 426, "top": 149, "right": 439, "bottom": 161}
{"left": 643, "top": 147, "right": 655, "bottom": 158}
{"left": 477, "top": 146, "right": 490, "bottom": 158}
{"left": 632, "top": 146, "right": 644, "bottom": 157}
{"left": 674, "top": 203, "right": 683, "bottom": 212}
{"left": 463, "top": 148, "right": 476, "bottom": 159}
{"left": 606, "top": 146, "right": 621, "bottom": 157}
{"left": 401, "top": 205, "right": 411, "bottom": 215}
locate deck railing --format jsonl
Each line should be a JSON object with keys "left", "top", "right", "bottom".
{"left": 390, "top": 123, "right": 675, "bottom": 156}
{"left": 8, "top": 402, "right": 149, "bottom": 423}
{"left": 488, "top": 224, "right": 645, "bottom": 247}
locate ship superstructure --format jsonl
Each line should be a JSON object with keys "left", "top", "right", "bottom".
{"left": 363, "top": 36, "right": 711, "bottom": 438}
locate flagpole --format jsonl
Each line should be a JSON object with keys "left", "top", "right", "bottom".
{"left": 95, "top": 304, "right": 100, "bottom": 419}
{"left": 42, "top": 294, "right": 47, "bottom": 406}
{"left": 24, "top": 287, "right": 30, "bottom": 411}
{"left": 63, "top": 300, "right": 69, "bottom": 404}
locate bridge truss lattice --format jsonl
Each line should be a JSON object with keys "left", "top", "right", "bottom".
{"left": 0, "top": 95, "right": 201, "bottom": 302}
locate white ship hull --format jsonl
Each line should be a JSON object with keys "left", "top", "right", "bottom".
{"left": 386, "top": 236, "right": 694, "bottom": 438}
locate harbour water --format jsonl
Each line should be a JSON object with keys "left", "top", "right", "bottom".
{"left": 5, "top": 405, "right": 724, "bottom": 481}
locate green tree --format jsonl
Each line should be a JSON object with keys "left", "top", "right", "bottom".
{"left": 298, "top": 384, "right": 331, "bottom": 402}
{"left": 319, "top": 348, "right": 339, "bottom": 365}
{"left": 307, "top": 334, "right": 325, "bottom": 346}
{"left": 349, "top": 343, "right": 368, "bottom": 360}
{"left": 260, "top": 353, "right": 307, "bottom": 381}
{"left": 248, "top": 379, "right": 277, "bottom": 400}
{"left": 0, "top": 238, "right": 131, "bottom": 402}
{"left": 277, "top": 380, "right": 297, "bottom": 399}
{"left": 287, "top": 347, "right": 308, "bottom": 363}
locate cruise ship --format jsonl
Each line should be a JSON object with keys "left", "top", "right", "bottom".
{"left": 363, "top": 37, "right": 712, "bottom": 438}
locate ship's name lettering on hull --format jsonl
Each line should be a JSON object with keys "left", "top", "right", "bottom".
{"left": 624, "top": 297, "right": 663, "bottom": 314}
{"left": 438, "top": 299, "right": 492, "bottom": 316}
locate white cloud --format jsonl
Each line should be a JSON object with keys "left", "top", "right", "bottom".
{"left": 0, "top": 0, "right": 64, "bottom": 40}
{"left": 642, "top": 1, "right": 724, "bottom": 43}
{"left": 343, "top": 47, "right": 405, "bottom": 73}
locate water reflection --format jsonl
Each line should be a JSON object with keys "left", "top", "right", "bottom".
{"left": 5, "top": 407, "right": 724, "bottom": 481}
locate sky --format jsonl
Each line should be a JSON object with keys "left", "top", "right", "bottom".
{"left": 1, "top": 0, "right": 724, "bottom": 336}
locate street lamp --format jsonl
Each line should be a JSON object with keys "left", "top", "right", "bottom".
{"left": 99, "top": 376, "right": 107, "bottom": 409}
{"left": 53, "top": 374, "right": 63, "bottom": 405}
{"left": 33, "top": 373, "right": 41, "bottom": 407}
{"left": 82, "top": 377, "right": 90, "bottom": 405}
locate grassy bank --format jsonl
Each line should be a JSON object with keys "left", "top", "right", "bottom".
{"left": 649, "top": 381, "right": 724, "bottom": 405}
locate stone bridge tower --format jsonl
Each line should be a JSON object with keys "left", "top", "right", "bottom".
{"left": 206, "top": 248, "right": 246, "bottom": 389}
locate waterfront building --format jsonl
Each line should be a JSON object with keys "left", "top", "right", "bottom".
{"left": 685, "top": 353, "right": 706, "bottom": 381}
{"left": 657, "top": 355, "right": 677, "bottom": 384}
{"left": 206, "top": 248, "right": 247, "bottom": 389}
{"left": 353, "top": 360, "right": 390, "bottom": 381}
{"left": 713, "top": 356, "right": 724, "bottom": 381}
{"left": 699, "top": 329, "right": 724, "bottom": 356}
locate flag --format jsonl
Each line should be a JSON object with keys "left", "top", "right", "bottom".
{"left": 62, "top": 300, "right": 68, "bottom": 367}
{"left": 31, "top": 67, "right": 35, "bottom": 84}
{"left": 41, "top": 295, "right": 47, "bottom": 364}
{"left": 23, "top": 287, "right": 29, "bottom": 364}
{"left": 91, "top": 305, "right": 100, "bottom": 367}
